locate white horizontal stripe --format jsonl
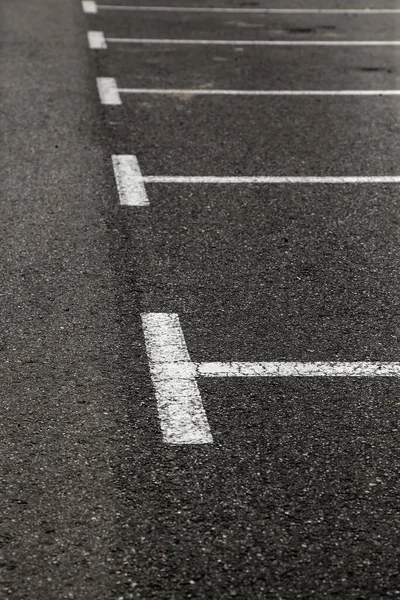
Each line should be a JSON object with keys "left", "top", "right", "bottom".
{"left": 197, "top": 362, "right": 400, "bottom": 377}
{"left": 119, "top": 88, "right": 400, "bottom": 97}
{"left": 142, "top": 314, "right": 213, "bottom": 445}
{"left": 106, "top": 38, "right": 400, "bottom": 46}
{"left": 141, "top": 176, "right": 400, "bottom": 183}
{"left": 82, "top": 0, "right": 97, "bottom": 13}
{"left": 97, "top": 77, "right": 121, "bottom": 105}
{"left": 112, "top": 155, "right": 149, "bottom": 206}
{"left": 99, "top": 5, "right": 400, "bottom": 14}
{"left": 88, "top": 30, "right": 107, "bottom": 49}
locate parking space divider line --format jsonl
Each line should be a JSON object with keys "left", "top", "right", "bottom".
{"left": 103, "top": 36, "right": 400, "bottom": 47}
{"left": 118, "top": 87, "right": 400, "bottom": 97}
{"left": 89, "top": 4, "right": 400, "bottom": 14}
{"left": 111, "top": 155, "right": 400, "bottom": 206}
{"left": 142, "top": 175, "right": 400, "bottom": 183}
{"left": 97, "top": 79, "right": 400, "bottom": 104}
{"left": 197, "top": 362, "right": 400, "bottom": 377}
{"left": 142, "top": 313, "right": 400, "bottom": 444}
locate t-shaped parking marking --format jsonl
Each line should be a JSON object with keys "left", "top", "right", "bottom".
{"left": 142, "top": 313, "right": 400, "bottom": 444}
{"left": 111, "top": 155, "right": 400, "bottom": 207}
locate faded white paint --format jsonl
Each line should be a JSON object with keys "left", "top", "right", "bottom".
{"left": 119, "top": 88, "right": 400, "bottom": 97}
{"left": 112, "top": 155, "right": 149, "bottom": 206}
{"left": 141, "top": 176, "right": 400, "bottom": 184}
{"left": 142, "top": 314, "right": 400, "bottom": 444}
{"left": 141, "top": 314, "right": 213, "bottom": 445}
{"left": 97, "top": 77, "right": 121, "bottom": 105}
{"left": 197, "top": 362, "right": 400, "bottom": 377}
{"left": 106, "top": 37, "right": 400, "bottom": 46}
{"left": 98, "top": 6, "right": 400, "bottom": 14}
{"left": 112, "top": 157, "right": 400, "bottom": 185}
{"left": 82, "top": 0, "right": 98, "bottom": 13}
{"left": 88, "top": 30, "right": 107, "bottom": 49}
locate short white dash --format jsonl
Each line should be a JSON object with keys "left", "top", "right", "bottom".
{"left": 97, "top": 77, "right": 121, "bottom": 105}
{"left": 118, "top": 88, "right": 400, "bottom": 97}
{"left": 82, "top": 0, "right": 98, "bottom": 13}
{"left": 112, "top": 155, "right": 149, "bottom": 206}
{"left": 88, "top": 30, "right": 107, "bottom": 49}
{"left": 141, "top": 313, "right": 213, "bottom": 445}
{"left": 197, "top": 362, "right": 400, "bottom": 377}
{"left": 105, "top": 38, "right": 400, "bottom": 46}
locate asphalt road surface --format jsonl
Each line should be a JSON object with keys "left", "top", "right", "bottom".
{"left": 1, "top": 0, "right": 399, "bottom": 598}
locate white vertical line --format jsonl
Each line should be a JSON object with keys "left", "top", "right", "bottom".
{"left": 88, "top": 31, "right": 107, "bottom": 49}
{"left": 112, "top": 155, "right": 150, "bottom": 206}
{"left": 82, "top": 0, "right": 98, "bottom": 13}
{"left": 141, "top": 314, "right": 213, "bottom": 445}
{"left": 97, "top": 77, "right": 122, "bottom": 105}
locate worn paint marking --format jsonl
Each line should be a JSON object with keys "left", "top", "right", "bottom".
{"left": 82, "top": 0, "right": 98, "bottom": 13}
{"left": 88, "top": 30, "right": 107, "bottom": 49}
{"left": 105, "top": 37, "right": 400, "bottom": 46}
{"left": 142, "top": 314, "right": 400, "bottom": 444}
{"left": 141, "top": 314, "right": 213, "bottom": 445}
{"left": 112, "top": 155, "right": 149, "bottom": 206}
{"left": 97, "top": 77, "right": 122, "bottom": 105}
{"left": 97, "top": 6, "right": 400, "bottom": 14}
{"left": 118, "top": 88, "right": 400, "bottom": 97}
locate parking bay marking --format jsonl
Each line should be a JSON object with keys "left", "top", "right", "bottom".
{"left": 88, "top": 33, "right": 400, "bottom": 49}
{"left": 112, "top": 155, "right": 400, "bottom": 206}
{"left": 97, "top": 78, "right": 400, "bottom": 105}
{"left": 82, "top": 2, "right": 400, "bottom": 14}
{"left": 142, "top": 313, "right": 400, "bottom": 445}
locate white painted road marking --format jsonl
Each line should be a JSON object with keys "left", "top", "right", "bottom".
{"left": 140, "top": 176, "right": 400, "bottom": 183}
{"left": 88, "top": 30, "right": 107, "bottom": 49}
{"left": 197, "top": 362, "right": 400, "bottom": 377}
{"left": 142, "top": 314, "right": 400, "bottom": 444}
{"left": 97, "top": 77, "right": 400, "bottom": 106}
{"left": 118, "top": 87, "right": 400, "bottom": 98}
{"left": 112, "top": 155, "right": 149, "bottom": 206}
{"left": 82, "top": 0, "right": 97, "bottom": 13}
{"left": 141, "top": 313, "right": 213, "bottom": 445}
{"left": 97, "top": 79, "right": 400, "bottom": 105}
{"left": 112, "top": 159, "right": 400, "bottom": 190}
{"left": 97, "top": 77, "right": 122, "bottom": 105}
{"left": 112, "top": 156, "right": 400, "bottom": 205}
{"left": 88, "top": 3, "right": 400, "bottom": 14}
{"left": 103, "top": 36, "right": 400, "bottom": 47}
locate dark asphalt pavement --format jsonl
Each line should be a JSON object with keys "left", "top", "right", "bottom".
{"left": 1, "top": 0, "right": 399, "bottom": 598}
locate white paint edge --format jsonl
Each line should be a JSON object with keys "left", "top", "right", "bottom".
{"left": 197, "top": 362, "right": 400, "bottom": 377}
{"left": 82, "top": 0, "right": 98, "bottom": 13}
{"left": 88, "top": 30, "right": 107, "bottom": 49}
{"left": 112, "top": 155, "right": 149, "bottom": 206}
{"left": 119, "top": 88, "right": 400, "bottom": 97}
{"left": 97, "top": 77, "right": 122, "bottom": 105}
{"left": 142, "top": 176, "right": 400, "bottom": 184}
{"left": 98, "top": 6, "right": 400, "bottom": 14}
{"left": 106, "top": 38, "right": 400, "bottom": 46}
{"left": 141, "top": 314, "right": 213, "bottom": 445}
